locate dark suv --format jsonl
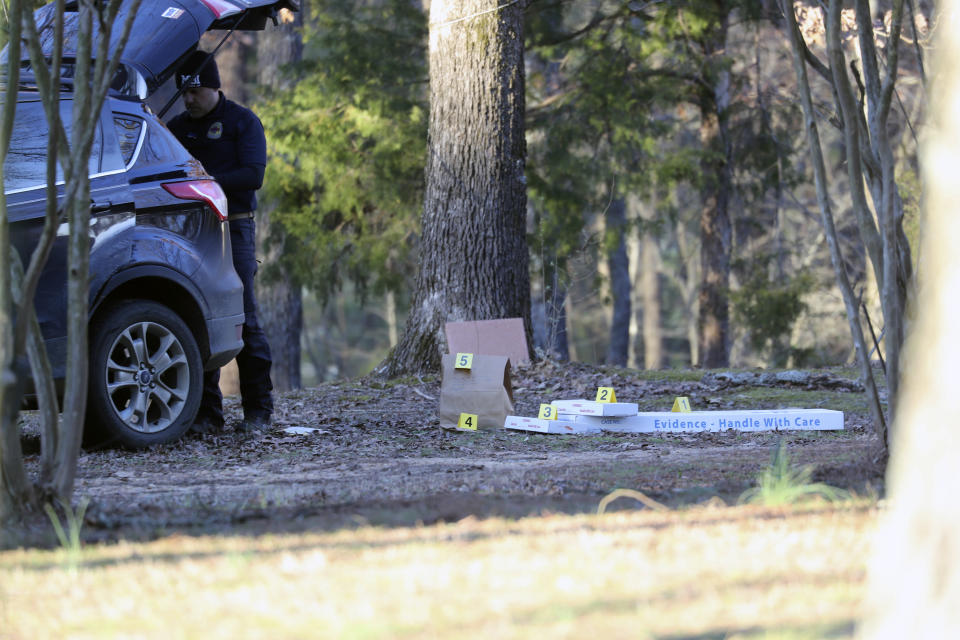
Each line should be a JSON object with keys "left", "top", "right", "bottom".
{"left": 4, "top": 0, "right": 297, "bottom": 447}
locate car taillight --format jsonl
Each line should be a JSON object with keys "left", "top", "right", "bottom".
{"left": 162, "top": 180, "right": 229, "bottom": 221}
{"left": 198, "top": 0, "right": 241, "bottom": 18}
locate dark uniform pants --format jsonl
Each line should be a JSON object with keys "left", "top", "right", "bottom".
{"left": 198, "top": 217, "right": 274, "bottom": 425}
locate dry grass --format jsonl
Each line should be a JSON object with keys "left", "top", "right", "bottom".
{"left": 0, "top": 501, "right": 877, "bottom": 639}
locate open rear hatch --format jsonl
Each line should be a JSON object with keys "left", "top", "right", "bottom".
{"left": 27, "top": 0, "right": 299, "bottom": 97}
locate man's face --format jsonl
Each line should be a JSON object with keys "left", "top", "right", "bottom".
{"left": 182, "top": 86, "right": 219, "bottom": 119}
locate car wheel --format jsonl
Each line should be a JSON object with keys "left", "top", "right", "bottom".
{"left": 87, "top": 300, "right": 202, "bottom": 448}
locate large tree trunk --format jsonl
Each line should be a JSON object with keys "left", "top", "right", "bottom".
{"left": 606, "top": 198, "right": 630, "bottom": 366}
{"left": 383, "top": 0, "right": 531, "bottom": 375}
{"left": 696, "top": 13, "right": 733, "bottom": 368}
{"left": 859, "top": 3, "right": 960, "bottom": 630}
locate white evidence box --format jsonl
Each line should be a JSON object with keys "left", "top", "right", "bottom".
{"left": 503, "top": 415, "right": 603, "bottom": 434}
{"left": 549, "top": 399, "right": 639, "bottom": 417}
{"left": 557, "top": 409, "right": 844, "bottom": 433}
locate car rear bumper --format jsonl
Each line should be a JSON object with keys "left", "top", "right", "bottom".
{"left": 205, "top": 312, "right": 245, "bottom": 370}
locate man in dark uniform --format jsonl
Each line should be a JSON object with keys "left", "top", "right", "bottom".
{"left": 167, "top": 50, "right": 274, "bottom": 433}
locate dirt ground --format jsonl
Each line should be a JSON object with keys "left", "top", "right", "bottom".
{"left": 20, "top": 360, "right": 884, "bottom": 544}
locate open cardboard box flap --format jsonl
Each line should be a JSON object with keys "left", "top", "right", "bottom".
{"left": 444, "top": 318, "right": 529, "bottom": 366}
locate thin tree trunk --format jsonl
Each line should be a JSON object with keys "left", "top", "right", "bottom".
{"left": 544, "top": 255, "right": 569, "bottom": 361}
{"left": 641, "top": 227, "right": 663, "bottom": 370}
{"left": 633, "top": 189, "right": 663, "bottom": 370}
{"left": 386, "top": 291, "right": 399, "bottom": 348}
{"left": 55, "top": 0, "right": 142, "bottom": 499}
{"left": 781, "top": 0, "right": 887, "bottom": 448}
{"left": 606, "top": 198, "right": 630, "bottom": 366}
{"left": 669, "top": 194, "right": 699, "bottom": 367}
{"left": 825, "top": 2, "right": 884, "bottom": 291}
{"left": 11, "top": 258, "right": 58, "bottom": 492}
{"left": 627, "top": 210, "right": 641, "bottom": 369}
{"left": 855, "top": 0, "right": 908, "bottom": 418}
{"left": 55, "top": 149, "right": 91, "bottom": 498}
{"left": 0, "top": 0, "right": 31, "bottom": 527}
{"left": 54, "top": 1, "right": 95, "bottom": 497}
{"left": 383, "top": 0, "right": 531, "bottom": 375}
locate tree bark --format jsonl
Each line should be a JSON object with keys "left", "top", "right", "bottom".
{"left": 45, "top": 0, "right": 142, "bottom": 499}
{"left": 254, "top": 10, "right": 304, "bottom": 392}
{"left": 256, "top": 242, "right": 303, "bottom": 391}
{"left": 386, "top": 290, "right": 399, "bottom": 348}
{"left": 383, "top": 0, "right": 531, "bottom": 375}
{"left": 541, "top": 255, "right": 569, "bottom": 361}
{"left": 825, "top": 0, "right": 911, "bottom": 427}
{"left": 605, "top": 198, "right": 630, "bottom": 367}
{"left": 627, "top": 211, "right": 641, "bottom": 369}
{"left": 667, "top": 194, "right": 700, "bottom": 367}
{"left": 696, "top": 11, "right": 733, "bottom": 368}
{"left": 780, "top": 0, "right": 887, "bottom": 446}
{"left": 632, "top": 191, "right": 663, "bottom": 370}
{"left": 0, "top": 0, "right": 31, "bottom": 528}
{"left": 853, "top": 0, "right": 910, "bottom": 420}
{"left": 859, "top": 3, "right": 960, "bottom": 627}
{"left": 641, "top": 227, "right": 663, "bottom": 370}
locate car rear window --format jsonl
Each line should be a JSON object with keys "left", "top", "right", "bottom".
{"left": 3, "top": 100, "right": 102, "bottom": 193}
{"left": 113, "top": 116, "right": 144, "bottom": 167}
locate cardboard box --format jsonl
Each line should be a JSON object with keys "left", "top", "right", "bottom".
{"left": 504, "top": 415, "right": 602, "bottom": 434}
{"left": 438, "top": 354, "right": 513, "bottom": 431}
{"left": 445, "top": 318, "right": 529, "bottom": 365}
{"left": 550, "top": 399, "right": 639, "bottom": 417}
{"left": 558, "top": 409, "right": 844, "bottom": 433}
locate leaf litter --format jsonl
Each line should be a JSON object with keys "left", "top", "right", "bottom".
{"left": 18, "top": 361, "right": 883, "bottom": 544}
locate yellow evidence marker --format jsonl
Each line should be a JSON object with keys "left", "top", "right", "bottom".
{"left": 672, "top": 397, "right": 692, "bottom": 412}
{"left": 595, "top": 387, "right": 617, "bottom": 403}
{"left": 457, "top": 413, "right": 479, "bottom": 431}
{"left": 454, "top": 352, "right": 474, "bottom": 369}
{"left": 538, "top": 403, "right": 558, "bottom": 420}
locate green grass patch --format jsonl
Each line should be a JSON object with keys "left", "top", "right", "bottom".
{"left": 740, "top": 440, "right": 848, "bottom": 506}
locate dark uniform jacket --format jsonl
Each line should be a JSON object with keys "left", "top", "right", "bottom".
{"left": 167, "top": 93, "right": 266, "bottom": 215}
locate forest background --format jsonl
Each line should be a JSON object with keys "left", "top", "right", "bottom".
{"left": 181, "top": 0, "right": 928, "bottom": 387}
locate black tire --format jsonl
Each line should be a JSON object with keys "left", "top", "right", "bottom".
{"left": 86, "top": 300, "right": 202, "bottom": 448}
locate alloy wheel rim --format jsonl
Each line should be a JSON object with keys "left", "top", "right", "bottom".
{"left": 104, "top": 321, "right": 190, "bottom": 433}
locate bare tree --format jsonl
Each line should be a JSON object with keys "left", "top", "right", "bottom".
{"left": 778, "top": 0, "right": 915, "bottom": 449}
{"left": 0, "top": 0, "right": 141, "bottom": 526}
{"left": 382, "top": 0, "right": 532, "bottom": 375}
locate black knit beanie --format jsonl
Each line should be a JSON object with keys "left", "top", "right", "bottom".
{"left": 176, "top": 50, "right": 221, "bottom": 90}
